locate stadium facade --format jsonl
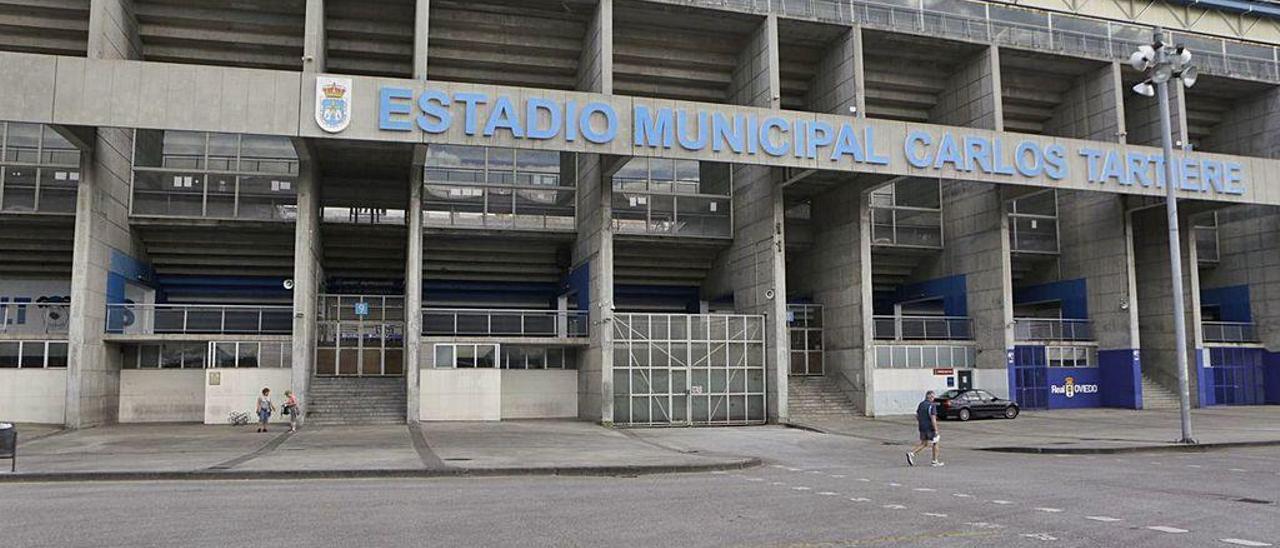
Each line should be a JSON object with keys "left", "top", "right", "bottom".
{"left": 2, "top": 0, "right": 1280, "bottom": 428}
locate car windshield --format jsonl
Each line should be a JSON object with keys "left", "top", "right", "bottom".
{"left": 939, "top": 390, "right": 962, "bottom": 399}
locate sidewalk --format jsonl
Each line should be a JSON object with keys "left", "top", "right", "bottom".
{"left": 790, "top": 406, "right": 1280, "bottom": 453}
{"left": 0, "top": 421, "right": 758, "bottom": 482}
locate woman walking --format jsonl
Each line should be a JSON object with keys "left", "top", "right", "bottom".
{"left": 256, "top": 387, "right": 275, "bottom": 433}
{"left": 283, "top": 390, "right": 301, "bottom": 433}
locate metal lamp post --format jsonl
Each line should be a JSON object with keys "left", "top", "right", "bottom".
{"left": 1128, "top": 28, "right": 1199, "bottom": 445}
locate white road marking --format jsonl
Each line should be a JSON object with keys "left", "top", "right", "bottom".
{"left": 770, "top": 482, "right": 786, "bottom": 486}
{"left": 1186, "top": 464, "right": 1203, "bottom": 469}
{"left": 818, "top": 491, "right": 839, "bottom": 496}
{"left": 831, "top": 474, "right": 846, "bottom": 478}
{"left": 849, "top": 497, "right": 871, "bottom": 502}
{"left": 857, "top": 478, "right": 871, "bottom": 482}
{"left": 744, "top": 477, "right": 764, "bottom": 482}
{"left": 711, "top": 471, "right": 727, "bottom": 475}
{"left": 1229, "top": 468, "right": 1248, "bottom": 472}
{"left": 965, "top": 522, "right": 1005, "bottom": 530}
{"left": 1085, "top": 516, "right": 1123, "bottom": 522}
{"left": 913, "top": 488, "right": 936, "bottom": 492}
{"left": 921, "top": 512, "right": 948, "bottom": 518}
{"left": 1147, "top": 526, "right": 1190, "bottom": 534}
{"left": 1021, "top": 533, "right": 1059, "bottom": 541}
{"left": 809, "top": 470, "right": 824, "bottom": 474}
{"left": 882, "top": 504, "right": 906, "bottom": 510}
{"left": 888, "top": 482, "right": 902, "bottom": 487}
{"left": 952, "top": 493, "right": 974, "bottom": 498}
{"left": 786, "top": 467, "right": 802, "bottom": 472}
{"left": 1150, "top": 462, "right": 1163, "bottom": 465}
{"left": 1034, "top": 507, "right": 1064, "bottom": 513}
{"left": 1219, "top": 539, "right": 1273, "bottom": 546}
{"left": 990, "top": 500, "right": 1014, "bottom": 505}
{"left": 770, "top": 465, "right": 786, "bottom": 469}
{"left": 792, "top": 486, "right": 811, "bottom": 491}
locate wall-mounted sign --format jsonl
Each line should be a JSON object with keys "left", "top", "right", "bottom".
{"left": 932, "top": 368, "right": 955, "bottom": 376}
{"left": 1050, "top": 376, "right": 1098, "bottom": 398}
{"left": 315, "top": 77, "right": 353, "bottom": 133}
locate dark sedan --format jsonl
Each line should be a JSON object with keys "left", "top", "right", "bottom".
{"left": 935, "top": 389, "right": 1019, "bottom": 421}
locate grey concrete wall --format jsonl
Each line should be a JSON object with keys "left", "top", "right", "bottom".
{"left": 785, "top": 183, "right": 867, "bottom": 411}
{"left": 404, "top": 147, "right": 425, "bottom": 422}
{"left": 930, "top": 46, "right": 1002, "bottom": 130}
{"left": 1056, "top": 191, "right": 1139, "bottom": 350}
{"left": 707, "top": 15, "right": 790, "bottom": 421}
{"left": 289, "top": 145, "right": 323, "bottom": 424}
{"left": 1200, "top": 205, "right": 1280, "bottom": 351}
{"left": 1131, "top": 206, "right": 1203, "bottom": 403}
{"left": 914, "top": 182, "right": 1012, "bottom": 371}
{"left": 804, "top": 27, "right": 861, "bottom": 116}
{"left": 1200, "top": 87, "right": 1280, "bottom": 157}
{"left": 1125, "top": 81, "right": 1189, "bottom": 147}
{"left": 1044, "top": 63, "right": 1125, "bottom": 143}
{"left": 88, "top": 0, "right": 140, "bottom": 62}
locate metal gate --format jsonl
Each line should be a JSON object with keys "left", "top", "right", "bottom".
{"left": 613, "top": 313, "right": 767, "bottom": 426}
{"left": 1207, "top": 346, "right": 1266, "bottom": 405}
{"left": 315, "top": 294, "right": 405, "bottom": 376}
{"left": 787, "top": 304, "right": 823, "bottom": 376}
{"left": 1011, "top": 346, "right": 1049, "bottom": 409}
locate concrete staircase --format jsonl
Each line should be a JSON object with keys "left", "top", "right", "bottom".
{"left": 306, "top": 377, "right": 406, "bottom": 426}
{"left": 788, "top": 376, "right": 862, "bottom": 418}
{"left": 1141, "top": 375, "right": 1181, "bottom": 410}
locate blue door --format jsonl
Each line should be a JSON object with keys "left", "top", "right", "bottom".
{"left": 1011, "top": 346, "right": 1049, "bottom": 410}
{"left": 1208, "top": 347, "right": 1265, "bottom": 406}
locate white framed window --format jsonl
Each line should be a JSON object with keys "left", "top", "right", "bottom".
{"left": 434, "top": 343, "right": 500, "bottom": 368}
{"left": 1047, "top": 346, "right": 1094, "bottom": 368}
{"left": 0, "top": 340, "right": 68, "bottom": 368}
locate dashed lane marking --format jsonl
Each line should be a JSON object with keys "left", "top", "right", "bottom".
{"left": 809, "top": 470, "right": 824, "bottom": 474}
{"left": 818, "top": 492, "right": 840, "bottom": 496}
{"left": 1219, "top": 539, "right": 1273, "bottom": 547}
{"left": 888, "top": 482, "right": 902, "bottom": 487}
{"left": 921, "top": 512, "right": 948, "bottom": 518}
{"left": 882, "top": 504, "right": 907, "bottom": 510}
{"left": 849, "top": 497, "right": 871, "bottom": 502}
{"left": 792, "top": 486, "right": 811, "bottom": 491}
{"left": 1146, "top": 526, "right": 1190, "bottom": 534}
{"left": 1084, "top": 516, "right": 1123, "bottom": 522}
{"left": 744, "top": 477, "right": 764, "bottom": 482}
{"left": 831, "top": 474, "right": 846, "bottom": 478}
{"left": 770, "top": 482, "right": 786, "bottom": 486}
{"left": 913, "top": 488, "right": 937, "bottom": 492}
{"left": 1229, "top": 468, "right": 1248, "bottom": 472}
{"left": 1187, "top": 464, "right": 1203, "bottom": 469}
{"left": 1021, "top": 533, "right": 1059, "bottom": 541}
{"left": 990, "top": 500, "right": 1014, "bottom": 505}
{"left": 952, "top": 493, "right": 974, "bottom": 498}
{"left": 857, "top": 478, "right": 871, "bottom": 482}
{"left": 1034, "top": 508, "right": 1064, "bottom": 513}
{"left": 711, "top": 471, "right": 727, "bottom": 475}
{"left": 965, "top": 522, "right": 1005, "bottom": 530}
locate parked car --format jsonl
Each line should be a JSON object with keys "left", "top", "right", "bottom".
{"left": 935, "top": 389, "right": 1019, "bottom": 421}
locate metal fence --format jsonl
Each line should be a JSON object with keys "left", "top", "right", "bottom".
{"left": 1013, "top": 318, "right": 1094, "bottom": 341}
{"left": 1202, "top": 321, "right": 1259, "bottom": 344}
{"left": 105, "top": 304, "right": 293, "bottom": 335}
{"left": 656, "top": 0, "right": 1280, "bottom": 83}
{"left": 423, "top": 308, "right": 589, "bottom": 338}
{"left": 873, "top": 315, "right": 973, "bottom": 340}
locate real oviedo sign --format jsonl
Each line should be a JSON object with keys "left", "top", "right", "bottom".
{"left": 355, "top": 83, "right": 1248, "bottom": 199}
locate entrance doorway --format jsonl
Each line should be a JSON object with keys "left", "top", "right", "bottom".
{"left": 957, "top": 369, "right": 973, "bottom": 391}
{"left": 787, "top": 304, "right": 824, "bottom": 376}
{"left": 315, "top": 294, "right": 405, "bottom": 376}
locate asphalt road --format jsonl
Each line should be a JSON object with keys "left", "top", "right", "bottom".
{"left": 2, "top": 426, "right": 1277, "bottom": 547}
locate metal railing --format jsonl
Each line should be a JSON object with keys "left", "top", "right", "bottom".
{"left": 1202, "top": 321, "right": 1259, "bottom": 343}
{"left": 656, "top": 0, "right": 1280, "bottom": 83}
{"left": 1014, "top": 318, "right": 1094, "bottom": 341}
{"left": 870, "top": 205, "right": 943, "bottom": 248}
{"left": 105, "top": 304, "right": 293, "bottom": 335}
{"left": 873, "top": 315, "right": 973, "bottom": 341}
{"left": 423, "top": 308, "right": 589, "bottom": 338}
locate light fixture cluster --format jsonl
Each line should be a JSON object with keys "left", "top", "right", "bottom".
{"left": 1129, "top": 40, "right": 1198, "bottom": 97}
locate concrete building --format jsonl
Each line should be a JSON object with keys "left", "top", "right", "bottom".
{"left": 1, "top": 0, "right": 1279, "bottom": 428}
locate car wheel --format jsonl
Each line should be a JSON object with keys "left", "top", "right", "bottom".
{"left": 958, "top": 408, "right": 971, "bottom": 421}
{"left": 1004, "top": 406, "right": 1019, "bottom": 420}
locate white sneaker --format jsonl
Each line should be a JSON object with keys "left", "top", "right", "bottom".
{"left": 930, "top": 461, "right": 945, "bottom": 467}
{"left": 906, "top": 452, "right": 915, "bottom": 466}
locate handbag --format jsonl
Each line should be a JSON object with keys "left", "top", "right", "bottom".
{"left": 283, "top": 405, "right": 290, "bottom": 416}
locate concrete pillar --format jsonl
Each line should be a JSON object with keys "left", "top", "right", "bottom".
{"left": 87, "top": 0, "right": 141, "bottom": 61}
{"left": 930, "top": 45, "right": 1002, "bottom": 130}
{"left": 804, "top": 26, "right": 862, "bottom": 116}
{"left": 303, "top": 0, "right": 326, "bottom": 73}
{"left": 571, "top": 0, "right": 615, "bottom": 424}
{"left": 413, "top": 0, "right": 430, "bottom": 80}
{"left": 1044, "top": 63, "right": 1126, "bottom": 143}
{"left": 707, "top": 14, "right": 789, "bottom": 422}
{"left": 289, "top": 141, "right": 323, "bottom": 423}
{"left": 1131, "top": 205, "right": 1204, "bottom": 405}
{"left": 404, "top": 146, "right": 425, "bottom": 423}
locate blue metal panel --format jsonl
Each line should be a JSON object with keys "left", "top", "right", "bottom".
{"left": 1200, "top": 285, "right": 1252, "bottom": 322}
{"left": 1010, "top": 345, "right": 1049, "bottom": 410}
{"left": 1012, "top": 278, "right": 1088, "bottom": 319}
{"left": 1207, "top": 346, "right": 1267, "bottom": 405}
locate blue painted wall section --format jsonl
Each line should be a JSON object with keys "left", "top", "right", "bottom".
{"left": 1196, "top": 349, "right": 1211, "bottom": 407}
{"left": 565, "top": 262, "right": 590, "bottom": 311}
{"left": 1200, "top": 285, "right": 1252, "bottom": 322}
{"left": 106, "top": 249, "right": 154, "bottom": 333}
{"left": 1098, "top": 349, "right": 1142, "bottom": 409}
{"left": 1206, "top": 346, "right": 1268, "bottom": 405}
{"left": 1046, "top": 367, "right": 1103, "bottom": 409}
{"left": 1009, "top": 345, "right": 1048, "bottom": 409}
{"left": 1265, "top": 351, "right": 1280, "bottom": 405}
{"left": 874, "top": 274, "right": 967, "bottom": 316}
{"left": 155, "top": 276, "right": 290, "bottom": 303}
{"left": 1012, "top": 278, "right": 1088, "bottom": 319}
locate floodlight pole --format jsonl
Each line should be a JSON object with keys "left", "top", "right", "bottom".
{"left": 1152, "top": 27, "right": 1196, "bottom": 445}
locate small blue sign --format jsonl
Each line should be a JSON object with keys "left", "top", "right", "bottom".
{"left": 354, "top": 301, "right": 370, "bottom": 317}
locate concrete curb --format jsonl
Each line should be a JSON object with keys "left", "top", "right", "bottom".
{"left": 979, "top": 439, "right": 1280, "bottom": 455}
{"left": 0, "top": 457, "right": 762, "bottom": 484}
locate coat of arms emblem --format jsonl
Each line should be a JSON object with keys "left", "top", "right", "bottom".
{"left": 315, "top": 76, "right": 352, "bottom": 133}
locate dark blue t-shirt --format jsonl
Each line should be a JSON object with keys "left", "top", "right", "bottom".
{"left": 916, "top": 400, "right": 935, "bottom": 431}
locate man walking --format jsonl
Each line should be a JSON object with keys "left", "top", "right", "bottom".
{"left": 906, "top": 390, "right": 943, "bottom": 467}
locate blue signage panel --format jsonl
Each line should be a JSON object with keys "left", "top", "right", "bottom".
{"left": 1046, "top": 367, "right": 1103, "bottom": 409}
{"left": 354, "top": 301, "right": 370, "bottom": 317}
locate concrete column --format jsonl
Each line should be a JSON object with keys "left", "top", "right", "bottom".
{"left": 1131, "top": 205, "right": 1204, "bottom": 405}
{"left": 404, "top": 146, "right": 425, "bottom": 423}
{"left": 930, "top": 45, "right": 1002, "bottom": 130}
{"left": 1044, "top": 63, "right": 1126, "bottom": 143}
{"left": 1126, "top": 81, "right": 1189, "bottom": 147}
{"left": 289, "top": 141, "right": 323, "bottom": 422}
{"left": 1199, "top": 86, "right": 1280, "bottom": 156}
{"left": 413, "top": 0, "right": 430, "bottom": 80}
{"left": 303, "top": 0, "right": 326, "bottom": 73}
{"left": 804, "top": 26, "right": 862, "bottom": 116}
{"left": 1058, "top": 191, "right": 1140, "bottom": 352}
{"left": 87, "top": 0, "right": 141, "bottom": 61}
{"left": 708, "top": 14, "right": 789, "bottom": 422}
{"left": 572, "top": 0, "right": 615, "bottom": 423}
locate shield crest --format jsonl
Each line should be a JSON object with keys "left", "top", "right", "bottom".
{"left": 315, "top": 76, "right": 353, "bottom": 133}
